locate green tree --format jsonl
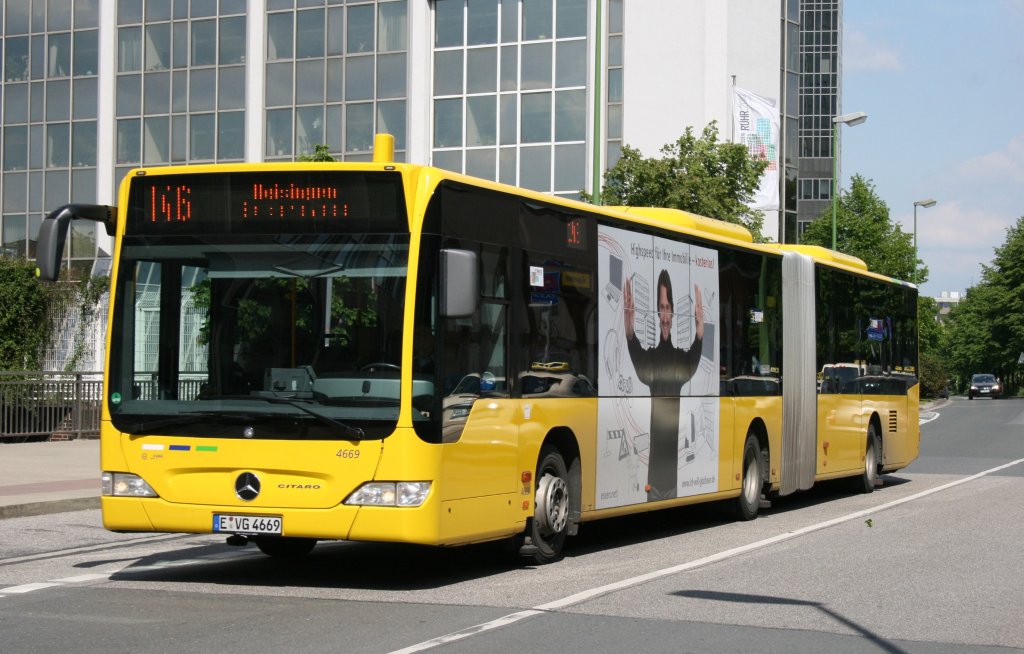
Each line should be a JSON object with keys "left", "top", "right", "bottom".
{"left": 916, "top": 295, "right": 949, "bottom": 397}
{"left": 944, "top": 215, "right": 1024, "bottom": 393}
{"left": 584, "top": 122, "right": 769, "bottom": 240}
{"left": 918, "top": 351, "right": 950, "bottom": 398}
{"left": 0, "top": 257, "right": 50, "bottom": 370}
{"left": 917, "top": 296, "right": 942, "bottom": 357}
{"left": 59, "top": 274, "right": 110, "bottom": 372}
{"left": 298, "top": 144, "right": 335, "bottom": 162}
{"left": 984, "top": 216, "right": 1024, "bottom": 381}
{"left": 0, "top": 256, "right": 111, "bottom": 372}
{"left": 800, "top": 175, "right": 924, "bottom": 283}
{"left": 942, "top": 282, "right": 1003, "bottom": 391}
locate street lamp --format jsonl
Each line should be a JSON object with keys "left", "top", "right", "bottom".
{"left": 913, "top": 198, "right": 937, "bottom": 283}
{"left": 831, "top": 111, "right": 868, "bottom": 250}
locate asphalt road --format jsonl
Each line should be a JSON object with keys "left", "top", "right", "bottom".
{"left": 1, "top": 396, "right": 1022, "bottom": 653}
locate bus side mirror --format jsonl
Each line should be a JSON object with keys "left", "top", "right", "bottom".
{"left": 440, "top": 249, "right": 478, "bottom": 318}
{"left": 35, "top": 204, "right": 117, "bottom": 282}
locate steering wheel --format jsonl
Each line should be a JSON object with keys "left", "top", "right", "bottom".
{"left": 361, "top": 362, "right": 400, "bottom": 372}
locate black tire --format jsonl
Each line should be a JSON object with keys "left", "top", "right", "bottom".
{"left": 253, "top": 536, "right": 317, "bottom": 558}
{"left": 856, "top": 423, "right": 880, "bottom": 494}
{"left": 527, "top": 446, "right": 571, "bottom": 564}
{"left": 735, "top": 433, "right": 763, "bottom": 521}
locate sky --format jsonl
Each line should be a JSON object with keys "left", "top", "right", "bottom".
{"left": 841, "top": 0, "right": 1024, "bottom": 298}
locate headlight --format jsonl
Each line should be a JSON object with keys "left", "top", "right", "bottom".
{"left": 993, "top": 385, "right": 1001, "bottom": 391}
{"left": 970, "top": 385, "right": 978, "bottom": 390}
{"left": 396, "top": 482, "right": 432, "bottom": 506}
{"left": 102, "top": 472, "right": 158, "bottom": 497}
{"left": 345, "top": 481, "right": 431, "bottom": 507}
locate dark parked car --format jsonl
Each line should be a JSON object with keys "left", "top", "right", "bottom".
{"left": 968, "top": 373, "right": 1001, "bottom": 400}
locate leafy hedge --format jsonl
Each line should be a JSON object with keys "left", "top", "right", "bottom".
{"left": 0, "top": 257, "right": 50, "bottom": 371}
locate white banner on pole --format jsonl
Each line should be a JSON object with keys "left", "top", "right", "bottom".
{"left": 733, "top": 87, "right": 780, "bottom": 211}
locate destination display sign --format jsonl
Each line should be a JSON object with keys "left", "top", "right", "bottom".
{"left": 126, "top": 170, "right": 406, "bottom": 235}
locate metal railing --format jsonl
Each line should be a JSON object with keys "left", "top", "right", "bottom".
{"left": 0, "top": 371, "right": 103, "bottom": 442}
{"left": 132, "top": 376, "right": 207, "bottom": 402}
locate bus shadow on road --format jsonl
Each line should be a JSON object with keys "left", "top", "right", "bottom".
{"left": 671, "top": 590, "right": 910, "bottom": 654}
{"left": 756, "top": 473, "right": 912, "bottom": 515}
{"left": 565, "top": 473, "right": 914, "bottom": 558}
{"left": 102, "top": 475, "right": 917, "bottom": 590}
{"left": 105, "top": 537, "right": 528, "bottom": 590}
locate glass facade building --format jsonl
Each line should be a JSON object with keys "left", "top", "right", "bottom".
{"left": 1, "top": 0, "right": 842, "bottom": 277}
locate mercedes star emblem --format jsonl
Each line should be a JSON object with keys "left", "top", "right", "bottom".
{"left": 235, "top": 472, "right": 261, "bottom": 501}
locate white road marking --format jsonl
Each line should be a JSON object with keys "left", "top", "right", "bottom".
{"left": 920, "top": 412, "right": 940, "bottom": 425}
{"left": 0, "top": 549, "right": 262, "bottom": 599}
{"left": 0, "top": 582, "right": 61, "bottom": 594}
{"left": 0, "top": 532, "right": 187, "bottom": 566}
{"left": 386, "top": 611, "right": 546, "bottom": 654}
{"left": 387, "top": 456, "right": 1024, "bottom": 654}
{"left": 52, "top": 573, "right": 111, "bottom": 583}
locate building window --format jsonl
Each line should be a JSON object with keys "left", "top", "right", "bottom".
{"left": 798, "top": 178, "right": 832, "bottom": 201}
{"left": 432, "top": 0, "right": 588, "bottom": 197}
{"left": 1, "top": 4, "right": 100, "bottom": 266}
{"left": 605, "top": 0, "right": 623, "bottom": 170}
{"left": 114, "top": 0, "right": 248, "bottom": 181}
{"left": 264, "top": 0, "right": 408, "bottom": 161}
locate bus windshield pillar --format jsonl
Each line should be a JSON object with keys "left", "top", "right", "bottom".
{"left": 157, "top": 264, "right": 183, "bottom": 400}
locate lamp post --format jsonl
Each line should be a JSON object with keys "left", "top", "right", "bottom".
{"left": 831, "top": 111, "right": 868, "bottom": 250}
{"left": 913, "top": 199, "right": 937, "bottom": 283}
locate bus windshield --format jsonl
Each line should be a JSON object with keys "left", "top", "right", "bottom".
{"left": 107, "top": 233, "right": 416, "bottom": 440}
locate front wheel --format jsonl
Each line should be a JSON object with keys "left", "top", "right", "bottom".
{"left": 526, "top": 447, "right": 571, "bottom": 564}
{"left": 735, "top": 433, "right": 763, "bottom": 521}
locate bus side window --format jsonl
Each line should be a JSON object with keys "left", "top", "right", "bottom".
{"left": 440, "top": 245, "right": 510, "bottom": 398}
{"left": 520, "top": 256, "right": 596, "bottom": 397}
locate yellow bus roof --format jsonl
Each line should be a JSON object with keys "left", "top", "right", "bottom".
{"left": 605, "top": 206, "right": 754, "bottom": 243}
{"left": 770, "top": 244, "right": 868, "bottom": 271}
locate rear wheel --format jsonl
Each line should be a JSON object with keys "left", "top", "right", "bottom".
{"left": 526, "top": 446, "right": 570, "bottom": 564}
{"left": 254, "top": 536, "right": 317, "bottom": 558}
{"left": 856, "top": 423, "right": 880, "bottom": 494}
{"left": 735, "top": 433, "right": 763, "bottom": 521}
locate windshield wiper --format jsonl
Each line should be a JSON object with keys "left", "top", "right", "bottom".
{"left": 258, "top": 396, "right": 366, "bottom": 439}
{"left": 200, "top": 395, "right": 366, "bottom": 439}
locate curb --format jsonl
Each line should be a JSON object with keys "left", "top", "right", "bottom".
{"left": 921, "top": 398, "right": 951, "bottom": 411}
{"left": 0, "top": 496, "right": 100, "bottom": 520}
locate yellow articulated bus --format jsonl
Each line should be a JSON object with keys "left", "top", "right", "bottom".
{"left": 36, "top": 134, "right": 919, "bottom": 563}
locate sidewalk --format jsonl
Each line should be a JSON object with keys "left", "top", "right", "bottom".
{"left": 0, "top": 439, "right": 100, "bottom": 519}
